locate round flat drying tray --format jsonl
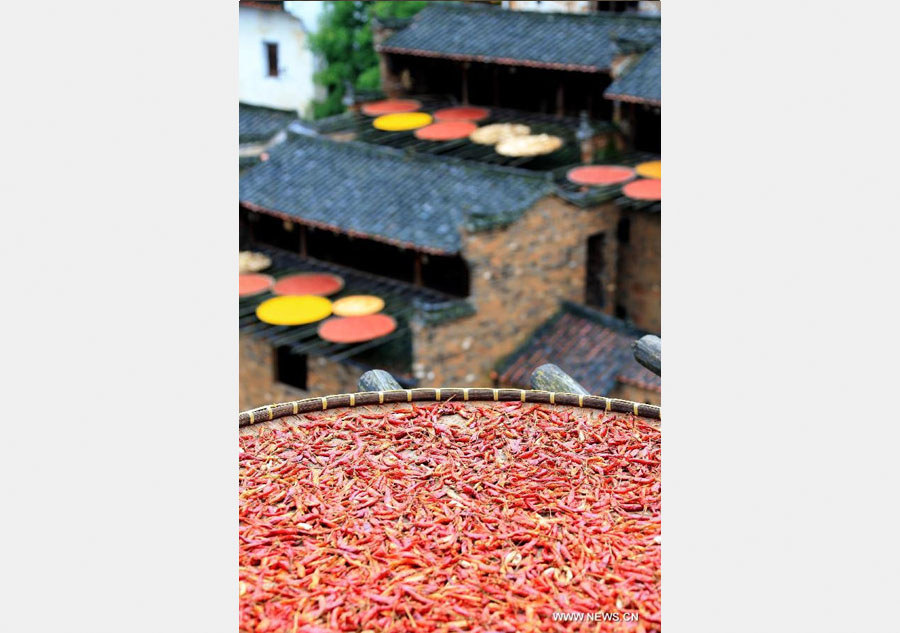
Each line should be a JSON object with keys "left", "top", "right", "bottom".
{"left": 433, "top": 106, "right": 490, "bottom": 122}
{"left": 255, "top": 295, "right": 332, "bottom": 326}
{"left": 272, "top": 273, "right": 344, "bottom": 297}
{"left": 360, "top": 99, "right": 421, "bottom": 116}
{"left": 318, "top": 314, "right": 397, "bottom": 343}
{"left": 635, "top": 160, "right": 661, "bottom": 179}
{"left": 414, "top": 120, "right": 478, "bottom": 141}
{"left": 239, "top": 274, "right": 274, "bottom": 298}
{"left": 331, "top": 295, "right": 385, "bottom": 317}
{"left": 622, "top": 178, "right": 661, "bottom": 201}
{"left": 567, "top": 165, "right": 635, "bottom": 186}
{"left": 372, "top": 112, "right": 433, "bottom": 131}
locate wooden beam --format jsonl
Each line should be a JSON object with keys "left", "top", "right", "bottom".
{"left": 358, "top": 369, "right": 402, "bottom": 392}
{"left": 556, "top": 81, "right": 565, "bottom": 117}
{"left": 299, "top": 225, "right": 307, "bottom": 256}
{"left": 413, "top": 252, "right": 423, "bottom": 286}
{"left": 632, "top": 335, "right": 661, "bottom": 376}
{"left": 530, "top": 363, "right": 590, "bottom": 395}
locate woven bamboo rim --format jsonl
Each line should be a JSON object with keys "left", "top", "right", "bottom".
{"left": 239, "top": 388, "right": 660, "bottom": 427}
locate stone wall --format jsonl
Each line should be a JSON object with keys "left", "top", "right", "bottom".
{"left": 412, "top": 196, "right": 620, "bottom": 387}
{"left": 239, "top": 334, "right": 360, "bottom": 410}
{"left": 615, "top": 210, "right": 660, "bottom": 333}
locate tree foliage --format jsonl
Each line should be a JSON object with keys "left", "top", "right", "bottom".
{"left": 309, "top": 1, "right": 426, "bottom": 119}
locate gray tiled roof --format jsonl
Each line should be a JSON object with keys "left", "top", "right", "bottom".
{"left": 604, "top": 42, "right": 661, "bottom": 105}
{"left": 240, "top": 103, "right": 297, "bottom": 144}
{"left": 379, "top": 3, "right": 660, "bottom": 72}
{"left": 239, "top": 134, "right": 552, "bottom": 254}
{"left": 498, "top": 302, "right": 660, "bottom": 395}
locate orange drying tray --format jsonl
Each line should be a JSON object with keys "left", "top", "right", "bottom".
{"left": 622, "top": 178, "right": 661, "bottom": 201}
{"left": 415, "top": 121, "right": 478, "bottom": 141}
{"left": 566, "top": 165, "right": 635, "bottom": 186}
{"left": 239, "top": 274, "right": 274, "bottom": 298}
{"left": 360, "top": 99, "right": 421, "bottom": 116}
{"left": 433, "top": 106, "right": 490, "bottom": 122}
{"left": 272, "top": 273, "right": 344, "bottom": 297}
{"left": 635, "top": 160, "right": 661, "bottom": 179}
{"left": 318, "top": 314, "right": 397, "bottom": 343}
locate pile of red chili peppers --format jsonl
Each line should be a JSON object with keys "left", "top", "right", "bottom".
{"left": 239, "top": 402, "right": 661, "bottom": 632}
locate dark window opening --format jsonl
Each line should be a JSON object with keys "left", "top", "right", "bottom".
{"left": 421, "top": 252, "right": 470, "bottom": 297}
{"left": 265, "top": 42, "right": 279, "bottom": 77}
{"left": 615, "top": 304, "right": 628, "bottom": 319}
{"left": 245, "top": 211, "right": 301, "bottom": 252}
{"left": 585, "top": 232, "right": 606, "bottom": 308}
{"left": 593, "top": 1, "right": 639, "bottom": 12}
{"left": 632, "top": 103, "right": 660, "bottom": 154}
{"left": 275, "top": 346, "right": 307, "bottom": 390}
{"left": 616, "top": 217, "right": 631, "bottom": 245}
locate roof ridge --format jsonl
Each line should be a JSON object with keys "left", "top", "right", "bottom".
{"left": 239, "top": 102, "right": 297, "bottom": 115}
{"left": 419, "top": 2, "right": 661, "bottom": 24}
{"left": 282, "top": 131, "right": 553, "bottom": 182}
{"left": 560, "top": 300, "right": 648, "bottom": 336}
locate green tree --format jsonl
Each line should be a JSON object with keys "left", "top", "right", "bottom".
{"left": 309, "top": 1, "right": 426, "bottom": 119}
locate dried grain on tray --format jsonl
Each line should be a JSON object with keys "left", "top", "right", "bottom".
{"left": 469, "top": 123, "right": 531, "bottom": 145}
{"left": 495, "top": 133, "right": 564, "bottom": 157}
{"left": 239, "top": 400, "right": 661, "bottom": 632}
{"left": 239, "top": 251, "right": 272, "bottom": 274}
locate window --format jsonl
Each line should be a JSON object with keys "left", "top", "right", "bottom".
{"left": 585, "top": 232, "right": 606, "bottom": 308}
{"left": 594, "top": 1, "right": 639, "bottom": 12}
{"left": 265, "top": 42, "right": 279, "bottom": 77}
{"left": 275, "top": 346, "right": 307, "bottom": 390}
{"left": 617, "top": 217, "right": 631, "bottom": 245}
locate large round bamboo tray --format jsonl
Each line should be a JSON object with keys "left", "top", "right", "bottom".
{"left": 239, "top": 386, "right": 661, "bottom": 630}
{"left": 240, "top": 387, "right": 660, "bottom": 429}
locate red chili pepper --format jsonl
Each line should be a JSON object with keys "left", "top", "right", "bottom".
{"left": 239, "top": 402, "right": 661, "bottom": 632}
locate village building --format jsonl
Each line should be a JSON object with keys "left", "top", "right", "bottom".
{"left": 239, "top": 2, "right": 661, "bottom": 409}
{"left": 497, "top": 301, "right": 660, "bottom": 405}
{"left": 374, "top": 2, "right": 660, "bottom": 152}
{"left": 238, "top": 1, "right": 323, "bottom": 118}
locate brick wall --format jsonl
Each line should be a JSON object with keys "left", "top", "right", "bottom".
{"left": 615, "top": 210, "right": 660, "bottom": 333}
{"left": 412, "top": 196, "right": 620, "bottom": 386}
{"left": 239, "top": 334, "right": 360, "bottom": 410}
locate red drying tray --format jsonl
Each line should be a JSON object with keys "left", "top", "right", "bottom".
{"left": 567, "top": 165, "right": 635, "bottom": 186}
{"left": 622, "top": 178, "right": 662, "bottom": 201}
{"left": 318, "top": 314, "right": 397, "bottom": 344}
{"left": 414, "top": 120, "right": 478, "bottom": 141}
{"left": 239, "top": 274, "right": 274, "bottom": 298}
{"left": 273, "top": 273, "right": 344, "bottom": 297}
{"left": 360, "top": 99, "right": 422, "bottom": 116}
{"left": 433, "top": 106, "right": 491, "bottom": 122}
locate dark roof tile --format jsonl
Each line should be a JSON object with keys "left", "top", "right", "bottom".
{"left": 604, "top": 41, "right": 661, "bottom": 105}
{"left": 240, "top": 103, "right": 297, "bottom": 144}
{"left": 498, "top": 302, "right": 660, "bottom": 395}
{"left": 379, "top": 4, "right": 660, "bottom": 72}
{"left": 239, "top": 134, "right": 552, "bottom": 254}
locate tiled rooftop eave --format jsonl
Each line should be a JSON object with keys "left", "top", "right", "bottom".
{"left": 240, "top": 200, "right": 458, "bottom": 257}
{"left": 604, "top": 92, "right": 661, "bottom": 106}
{"left": 376, "top": 45, "right": 608, "bottom": 74}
